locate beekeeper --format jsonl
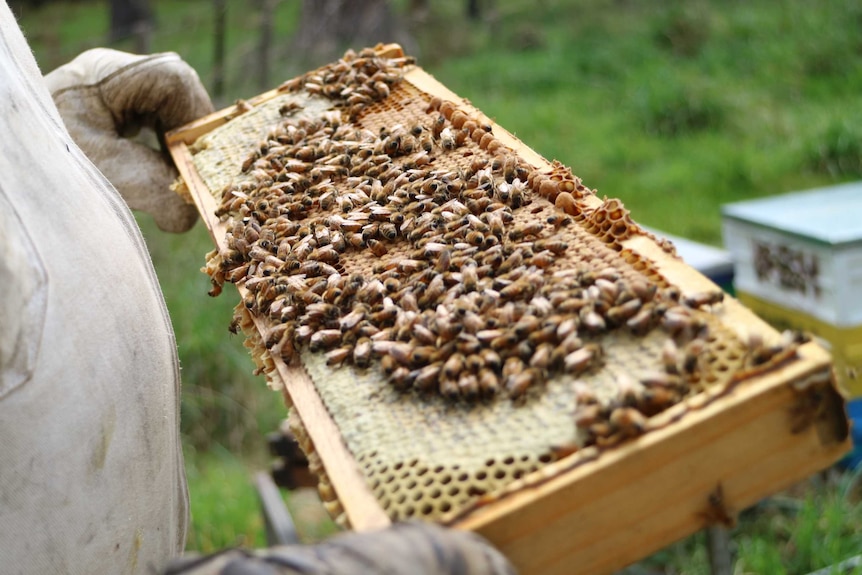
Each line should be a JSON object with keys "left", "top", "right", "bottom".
{"left": 0, "top": 4, "right": 513, "bottom": 574}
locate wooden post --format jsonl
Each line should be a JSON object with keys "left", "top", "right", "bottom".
{"left": 706, "top": 526, "right": 734, "bottom": 575}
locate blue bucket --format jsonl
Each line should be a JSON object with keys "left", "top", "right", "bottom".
{"left": 840, "top": 397, "right": 862, "bottom": 469}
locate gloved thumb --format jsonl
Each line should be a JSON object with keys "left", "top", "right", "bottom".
{"left": 46, "top": 49, "right": 214, "bottom": 232}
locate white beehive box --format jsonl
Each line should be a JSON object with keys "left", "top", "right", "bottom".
{"left": 722, "top": 182, "right": 862, "bottom": 395}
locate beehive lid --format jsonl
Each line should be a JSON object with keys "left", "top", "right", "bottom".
{"left": 722, "top": 181, "right": 862, "bottom": 247}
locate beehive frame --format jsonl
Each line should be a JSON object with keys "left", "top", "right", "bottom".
{"left": 167, "top": 45, "right": 850, "bottom": 574}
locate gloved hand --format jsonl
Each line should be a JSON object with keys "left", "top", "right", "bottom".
{"left": 45, "top": 48, "right": 214, "bottom": 232}
{"left": 162, "top": 521, "right": 517, "bottom": 575}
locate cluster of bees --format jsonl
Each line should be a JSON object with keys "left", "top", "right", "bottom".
{"left": 277, "top": 45, "right": 415, "bottom": 121}
{"left": 203, "top": 47, "right": 791, "bottom": 450}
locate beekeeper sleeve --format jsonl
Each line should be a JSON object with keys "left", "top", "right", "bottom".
{"left": 0, "top": 4, "right": 209, "bottom": 573}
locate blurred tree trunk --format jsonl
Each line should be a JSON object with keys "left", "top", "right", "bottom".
{"left": 291, "top": 0, "right": 416, "bottom": 68}
{"left": 257, "top": 0, "right": 275, "bottom": 91}
{"left": 109, "top": 0, "right": 153, "bottom": 51}
{"left": 212, "top": 0, "right": 226, "bottom": 99}
{"left": 466, "top": 0, "right": 480, "bottom": 21}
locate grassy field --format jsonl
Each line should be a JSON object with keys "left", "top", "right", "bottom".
{"left": 15, "top": 0, "right": 862, "bottom": 571}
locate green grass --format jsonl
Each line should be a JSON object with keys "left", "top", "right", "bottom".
{"left": 15, "top": 0, "right": 862, "bottom": 567}
{"left": 183, "top": 446, "right": 269, "bottom": 551}
{"left": 634, "top": 470, "right": 862, "bottom": 574}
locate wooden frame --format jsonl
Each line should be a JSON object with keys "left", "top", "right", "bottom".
{"left": 166, "top": 58, "right": 851, "bottom": 574}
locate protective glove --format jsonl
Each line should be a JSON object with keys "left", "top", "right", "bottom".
{"left": 162, "top": 521, "right": 517, "bottom": 575}
{"left": 45, "top": 48, "right": 214, "bottom": 232}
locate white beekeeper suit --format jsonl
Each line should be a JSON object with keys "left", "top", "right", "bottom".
{"left": 0, "top": 3, "right": 211, "bottom": 573}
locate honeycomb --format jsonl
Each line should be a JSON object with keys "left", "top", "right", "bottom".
{"left": 191, "top": 46, "right": 799, "bottom": 526}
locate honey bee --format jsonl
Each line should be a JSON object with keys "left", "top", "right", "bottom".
{"left": 528, "top": 324, "right": 557, "bottom": 347}
{"left": 609, "top": 407, "right": 647, "bottom": 438}
{"left": 503, "top": 356, "right": 525, "bottom": 379}
{"left": 512, "top": 315, "right": 540, "bottom": 338}
{"left": 507, "top": 367, "right": 542, "bottom": 399}
{"left": 329, "top": 231, "right": 347, "bottom": 252}
{"left": 439, "top": 378, "right": 460, "bottom": 400}
{"left": 465, "top": 230, "right": 485, "bottom": 246}
{"left": 366, "top": 238, "right": 388, "bottom": 257}
{"left": 564, "top": 343, "right": 602, "bottom": 374}
{"left": 489, "top": 331, "right": 518, "bottom": 352}
{"left": 639, "top": 371, "right": 683, "bottom": 391}
{"left": 264, "top": 323, "right": 288, "bottom": 349}
{"left": 461, "top": 260, "right": 479, "bottom": 292}
{"left": 373, "top": 81, "right": 390, "bottom": 98}
{"left": 683, "top": 338, "right": 707, "bottom": 374}
{"left": 442, "top": 352, "right": 465, "bottom": 380}
{"left": 514, "top": 222, "right": 545, "bottom": 241}
{"left": 432, "top": 114, "right": 446, "bottom": 139}
{"left": 309, "top": 329, "right": 342, "bottom": 352}
{"left": 376, "top": 354, "right": 397, "bottom": 376}
{"left": 391, "top": 367, "right": 414, "bottom": 391}
{"left": 626, "top": 304, "right": 656, "bottom": 336}
{"left": 305, "top": 302, "right": 339, "bottom": 323}
{"left": 523, "top": 250, "right": 552, "bottom": 269}
{"left": 440, "top": 128, "right": 456, "bottom": 151}
{"left": 413, "top": 323, "right": 437, "bottom": 345}
{"left": 464, "top": 353, "right": 484, "bottom": 372}
{"left": 409, "top": 346, "right": 438, "bottom": 367}
{"left": 662, "top": 338, "right": 681, "bottom": 375}
{"left": 616, "top": 373, "right": 645, "bottom": 407}
{"left": 325, "top": 346, "right": 351, "bottom": 366}
{"left": 413, "top": 362, "right": 442, "bottom": 392}
{"left": 300, "top": 261, "right": 338, "bottom": 277}
{"left": 458, "top": 372, "right": 480, "bottom": 400}
{"left": 400, "top": 290, "right": 420, "bottom": 313}
{"left": 308, "top": 246, "right": 340, "bottom": 264}
{"left": 573, "top": 403, "right": 603, "bottom": 428}
{"left": 421, "top": 275, "right": 446, "bottom": 306}
{"left": 398, "top": 259, "right": 429, "bottom": 274}
{"left": 579, "top": 307, "right": 607, "bottom": 334}
{"left": 455, "top": 331, "right": 482, "bottom": 356}
{"left": 606, "top": 298, "right": 642, "bottom": 325}
{"left": 640, "top": 387, "right": 678, "bottom": 415}
{"left": 477, "top": 368, "right": 500, "bottom": 397}
{"left": 683, "top": 290, "right": 725, "bottom": 309}
{"left": 498, "top": 249, "right": 524, "bottom": 275}
{"left": 338, "top": 307, "right": 367, "bottom": 332}
{"left": 346, "top": 337, "right": 372, "bottom": 368}
{"left": 480, "top": 348, "right": 502, "bottom": 371}
{"left": 462, "top": 310, "right": 485, "bottom": 333}
{"left": 662, "top": 306, "right": 696, "bottom": 337}
{"left": 278, "top": 77, "right": 303, "bottom": 92}
{"left": 530, "top": 342, "right": 555, "bottom": 370}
